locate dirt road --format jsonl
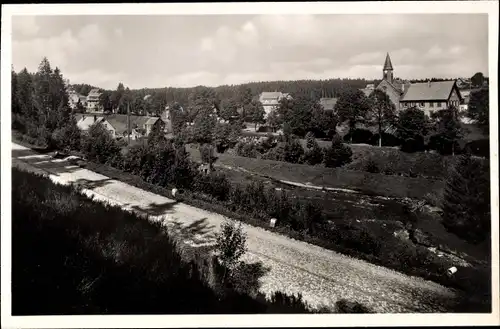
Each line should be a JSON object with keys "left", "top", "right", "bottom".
{"left": 12, "top": 142, "right": 459, "bottom": 313}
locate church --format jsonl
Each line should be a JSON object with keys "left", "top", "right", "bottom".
{"left": 362, "top": 53, "right": 462, "bottom": 116}
{"left": 361, "top": 53, "right": 410, "bottom": 111}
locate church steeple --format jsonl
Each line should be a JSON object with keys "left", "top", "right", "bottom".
{"left": 383, "top": 52, "right": 394, "bottom": 84}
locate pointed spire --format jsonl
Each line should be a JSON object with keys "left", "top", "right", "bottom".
{"left": 383, "top": 53, "right": 393, "bottom": 71}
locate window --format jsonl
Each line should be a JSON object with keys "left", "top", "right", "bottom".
{"left": 436, "top": 102, "right": 442, "bottom": 107}
{"left": 420, "top": 102, "right": 425, "bottom": 107}
{"left": 430, "top": 102, "right": 434, "bottom": 108}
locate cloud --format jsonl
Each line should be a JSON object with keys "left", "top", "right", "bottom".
{"left": 12, "top": 16, "right": 40, "bottom": 37}
{"left": 11, "top": 14, "right": 489, "bottom": 89}
{"left": 13, "top": 23, "right": 109, "bottom": 80}
{"left": 114, "top": 27, "right": 123, "bottom": 37}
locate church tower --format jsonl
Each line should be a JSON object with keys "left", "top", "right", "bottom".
{"left": 382, "top": 53, "right": 394, "bottom": 84}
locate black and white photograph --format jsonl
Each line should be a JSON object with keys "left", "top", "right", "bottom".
{"left": 1, "top": 2, "right": 499, "bottom": 328}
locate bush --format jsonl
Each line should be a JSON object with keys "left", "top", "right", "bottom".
{"left": 215, "top": 220, "right": 248, "bottom": 284}
{"left": 464, "top": 139, "right": 489, "bottom": 158}
{"left": 200, "top": 143, "right": 217, "bottom": 166}
{"left": 370, "top": 132, "right": 400, "bottom": 147}
{"left": 303, "top": 145, "right": 324, "bottom": 165}
{"left": 323, "top": 135, "right": 353, "bottom": 168}
{"left": 50, "top": 119, "right": 82, "bottom": 152}
{"left": 236, "top": 141, "right": 259, "bottom": 158}
{"left": 266, "top": 292, "right": 310, "bottom": 313}
{"left": 343, "top": 128, "right": 373, "bottom": 144}
{"left": 334, "top": 299, "right": 372, "bottom": 313}
{"left": 284, "top": 139, "right": 305, "bottom": 164}
{"left": 194, "top": 171, "right": 231, "bottom": 202}
{"left": 262, "top": 143, "right": 286, "bottom": 161}
{"left": 364, "top": 158, "right": 380, "bottom": 173}
{"left": 80, "top": 123, "right": 121, "bottom": 164}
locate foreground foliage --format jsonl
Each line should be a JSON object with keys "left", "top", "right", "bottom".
{"left": 12, "top": 168, "right": 314, "bottom": 314}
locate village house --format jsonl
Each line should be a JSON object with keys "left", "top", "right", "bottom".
{"left": 86, "top": 88, "right": 102, "bottom": 113}
{"left": 399, "top": 80, "right": 462, "bottom": 116}
{"left": 76, "top": 115, "right": 116, "bottom": 138}
{"left": 75, "top": 113, "right": 165, "bottom": 140}
{"left": 258, "top": 91, "right": 292, "bottom": 117}
{"left": 319, "top": 97, "right": 338, "bottom": 111}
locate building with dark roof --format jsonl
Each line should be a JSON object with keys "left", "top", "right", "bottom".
{"left": 400, "top": 80, "right": 463, "bottom": 116}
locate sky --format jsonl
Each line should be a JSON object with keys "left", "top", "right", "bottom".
{"left": 11, "top": 14, "right": 489, "bottom": 90}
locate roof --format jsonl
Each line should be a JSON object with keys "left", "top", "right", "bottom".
{"left": 260, "top": 92, "right": 284, "bottom": 99}
{"left": 88, "top": 88, "right": 101, "bottom": 96}
{"left": 383, "top": 53, "right": 393, "bottom": 71}
{"left": 104, "top": 114, "right": 163, "bottom": 135}
{"left": 400, "top": 80, "right": 459, "bottom": 102}
{"left": 360, "top": 88, "right": 373, "bottom": 97}
{"left": 145, "top": 117, "right": 160, "bottom": 125}
{"left": 319, "top": 97, "right": 338, "bottom": 110}
{"left": 76, "top": 116, "right": 106, "bottom": 131}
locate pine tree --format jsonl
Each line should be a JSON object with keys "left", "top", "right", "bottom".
{"left": 442, "top": 153, "right": 490, "bottom": 244}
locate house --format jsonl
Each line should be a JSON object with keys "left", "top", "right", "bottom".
{"left": 456, "top": 77, "right": 471, "bottom": 89}
{"left": 103, "top": 114, "right": 165, "bottom": 139}
{"left": 319, "top": 97, "right": 338, "bottom": 111}
{"left": 78, "top": 95, "right": 88, "bottom": 107}
{"left": 258, "top": 91, "right": 292, "bottom": 117}
{"left": 161, "top": 105, "right": 186, "bottom": 133}
{"left": 76, "top": 115, "right": 116, "bottom": 138}
{"left": 86, "top": 88, "right": 102, "bottom": 113}
{"left": 399, "top": 80, "right": 462, "bottom": 116}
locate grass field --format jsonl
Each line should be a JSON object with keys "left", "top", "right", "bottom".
{"left": 186, "top": 144, "right": 446, "bottom": 204}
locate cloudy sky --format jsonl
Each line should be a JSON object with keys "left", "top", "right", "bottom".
{"left": 12, "top": 14, "right": 488, "bottom": 90}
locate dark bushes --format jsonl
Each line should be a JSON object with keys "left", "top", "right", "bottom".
{"left": 343, "top": 128, "right": 373, "bottom": 144}
{"left": 323, "top": 135, "right": 353, "bottom": 168}
{"left": 464, "top": 139, "right": 489, "bottom": 158}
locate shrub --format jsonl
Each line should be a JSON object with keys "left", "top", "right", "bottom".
{"left": 305, "top": 131, "right": 316, "bottom": 149}
{"left": 200, "top": 143, "right": 217, "bottom": 166}
{"left": 303, "top": 145, "right": 324, "bottom": 165}
{"left": 284, "top": 139, "right": 305, "bottom": 164}
{"left": 334, "top": 299, "right": 372, "bottom": 313}
{"left": 266, "top": 292, "right": 310, "bottom": 313}
{"left": 442, "top": 153, "right": 490, "bottom": 244}
{"left": 464, "top": 139, "right": 489, "bottom": 158}
{"left": 215, "top": 220, "right": 248, "bottom": 284}
{"left": 364, "top": 158, "right": 380, "bottom": 173}
{"left": 343, "top": 128, "right": 373, "bottom": 144}
{"left": 194, "top": 171, "right": 231, "bottom": 202}
{"left": 262, "top": 143, "right": 286, "bottom": 161}
{"left": 370, "top": 132, "right": 400, "bottom": 147}
{"left": 323, "top": 135, "right": 353, "bottom": 168}
{"left": 80, "top": 123, "right": 121, "bottom": 164}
